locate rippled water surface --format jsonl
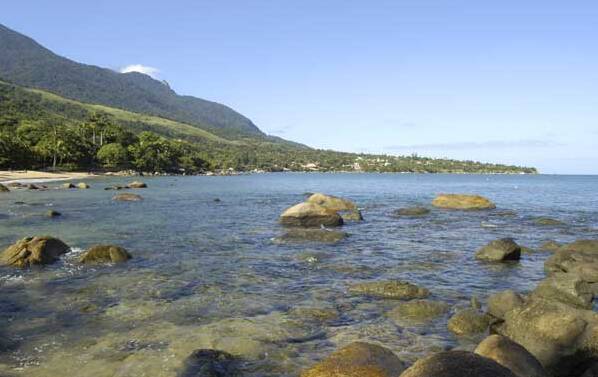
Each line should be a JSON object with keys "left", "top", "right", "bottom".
{"left": 1, "top": 173, "right": 597, "bottom": 376}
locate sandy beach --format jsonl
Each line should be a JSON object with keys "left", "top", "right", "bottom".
{"left": 0, "top": 170, "right": 97, "bottom": 183}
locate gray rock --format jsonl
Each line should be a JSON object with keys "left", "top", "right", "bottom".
{"left": 487, "top": 290, "right": 524, "bottom": 320}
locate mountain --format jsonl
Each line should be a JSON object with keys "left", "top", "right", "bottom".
{"left": 0, "top": 23, "right": 263, "bottom": 139}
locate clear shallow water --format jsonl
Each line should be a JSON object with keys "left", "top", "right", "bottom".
{"left": 0, "top": 173, "right": 597, "bottom": 376}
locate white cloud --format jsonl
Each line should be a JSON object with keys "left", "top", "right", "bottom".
{"left": 120, "top": 64, "right": 160, "bottom": 79}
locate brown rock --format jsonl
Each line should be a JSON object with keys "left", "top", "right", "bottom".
{"left": 0, "top": 236, "right": 70, "bottom": 268}
{"left": 400, "top": 351, "right": 517, "bottom": 377}
{"left": 112, "top": 193, "right": 143, "bottom": 201}
{"left": 474, "top": 335, "right": 548, "bottom": 377}
{"left": 79, "top": 245, "right": 131, "bottom": 264}
{"left": 280, "top": 202, "right": 343, "bottom": 227}
{"left": 432, "top": 194, "right": 496, "bottom": 210}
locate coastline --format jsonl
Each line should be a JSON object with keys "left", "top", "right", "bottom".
{"left": 0, "top": 170, "right": 97, "bottom": 184}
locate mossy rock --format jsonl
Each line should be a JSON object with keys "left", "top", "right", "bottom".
{"left": 534, "top": 217, "right": 564, "bottom": 226}
{"left": 300, "top": 342, "right": 405, "bottom": 377}
{"left": 0, "top": 236, "right": 70, "bottom": 268}
{"left": 447, "top": 308, "right": 490, "bottom": 336}
{"left": 475, "top": 238, "right": 521, "bottom": 262}
{"left": 79, "top": 245, "right": 131, "bottom": 264}
{"left": 539, "top": 240, "right": 561, "bottom": 252}
{"left": 349, "top": 280, "right": 430, "bottom": 300}
{"left": 275, "top": 229, "right": 348, "bottom": 244}
{"left": 340, "top": 209, "right": 364, "bottom": 222}
{"left": 432, "top": 194, "right": 496, "bottom": 210}
{"left": 387, "top": 299, "right": 449, "bottom": 324}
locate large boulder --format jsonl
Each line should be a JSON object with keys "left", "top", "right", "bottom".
{"left": 300, "top": 342, "right": 405, "bottom": 377}
{"left": 348, "top": 280, "right": 429, "bottom": 300}
{"left": 0, "top": 183, "right": 9, "bottom": 192}
{"left": 79, "top": 245, "right": 131, "bottom": 264}
{"left": 544, "top": 240, "right": 598, "bottom": 283}
{"left": 495, "top": 297, "right": 598, "bottom": 376}
{"left": 474, "top": 335, "right": 548, "bottom": 377}
{"left": 0, "top": 236, "right": 70, "bottom": 268}
{"left": 475, "top": 238, "right": 521, "bottom": 262}
{"left": 280, "top": 202, "right": 343, "bottom": 227}
{"left": 400, "top": 351, "right": 517, "bottom": 377}
{"left": 487, "top": 290, "right": 524, "bottom": 320}
{"left": 306, "top": 193, "right": 357, "bottom": 211}
{"left": 113, "top": 193, "right": 143, "bottom": 202}
{"left": 387, "top": 299, "right": 449, "bottom": 324}
{"left": 274, "top": 229, "right": 348, "bottom": 244}
{"left": 177, "top": 349, "right": 238, "bottom": 377}
{"left": 127, "top": 181, "right": 147, "bottom": 189}
{"left": 447, "top": 308, "right": 490, "bottom": 336}
{"left": 431, "top": 194, "right": 496, "bottom": 210}
{"left": 530, "top": 273, "right": 594, "bottom": 309}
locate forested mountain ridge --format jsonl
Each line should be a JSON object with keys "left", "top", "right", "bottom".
{"left": 0, "top": 23, "right": 263, "bottom": 139}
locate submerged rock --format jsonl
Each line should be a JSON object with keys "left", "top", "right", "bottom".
{"left": 487, "top": 290, "right": 524, "bottom": 320}
{"left": 392, "top": 207, "right": 430, "bottom": 217}
{"left": 104, "top": 185, "right": 125, "bottom": 190}
{"left": 474, "top": 335, "right": 548, "bottom": 377}
{"left": 0, "top": 183, "right": 9, "bottom": 192}
{"left": 431, "top": 194, "right": 496, "bottom": 210}
{"left": 400, "top": 351, "right": 517, "bottom": 377}
{"left": 306, "top": 193, "right": 357, "bottom": 212}
{"left": 274, "top": 228, "right": 348, "bottom": 244}
{"left": 28, "top": 183, "right": 40, "bottom": 190}
{"left": 475, "top": 238, "right": 521, "bottom": 262}
{"left": 79, "top": 245, "right": 131, "bottom": 264}
{"left": 112, "top": 193, "right": 143, "bottom": 201}
{"left": 447, "top": 308, "right": 490, "bottom": 336}
{"left": 387, "top": 299, "right": 449, "bottom": 324}
{"left": 534, "top": 217, "right": 564, "bottom": 226}
{"left": 0, "top": 236, "right": 70, "bottom": 268}
{"left": 77, "top": 182, "right": 90, "bottom": 189}
{"left": 348, "top": 280, "right": 430, "bottom": 300}
{"left": 539, "top": 240, "right": 561, "bottom": 252}
{"left": 127, "top": 181, "right": 147, "bottom": 189}
{"left": 300, "top": 342, "right": 405, "bottom": 377}
{"left": 280, "top": 202, "right": 343, "bottom": 227}
{"left": 178, "top": 349, "right": 238, "bottom": 377}
{"left": 289, "top": 307, "right": 340, "bottom": 323}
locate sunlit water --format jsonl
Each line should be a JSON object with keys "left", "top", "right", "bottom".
{"left": 0, "top": 173, "right": 597, "bottom": 376}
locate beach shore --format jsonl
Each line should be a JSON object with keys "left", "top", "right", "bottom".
{"left": 0, "top": 170, "right": 97, "bottom": 183}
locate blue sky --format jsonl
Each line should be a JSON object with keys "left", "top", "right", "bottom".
{"left": 3, "top": 1, "right": 597, "bottom": 173}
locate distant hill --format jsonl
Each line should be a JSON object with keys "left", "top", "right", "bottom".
{"left": 0, "top": 23, "right": 263, "bottom": 139}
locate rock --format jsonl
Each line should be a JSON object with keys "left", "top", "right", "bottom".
{"left": 0, "top": 236, "right": 70, "bottom": 268}
{"left": 340, "top": 209, "right": 364, "bottom": 222}
{"left": 392, "top": 207, "right": 430, "bottom": 217}
{"left": 544, "top": 240, "right": 598, "bottom": 283}
{"left": 348, "top": 280, "right": 430, "bottom": 300}
{"left": 431, "top": 194, "right": 496, "bottom": 210}
{"left": 127, "top": 181, "right": 147, "bottom": 188}
{"left": 213, "top": 198, "right": 221, "bottom": 202}
{"left": 280, "top": 202, "right": 343, "bottom": 227}
{"left": 474, "top": 335, "right": 548, "bottom": 377}
{"left": 77, "top": 182, "right": 90, "bottom": 189}
{"left": 495, "top": 297, "right": 598, "bottom": 376}
{"left": 28, "top": 184, "right": 40, "bottom": 190}
{"left": 306, "top": 193, "right": 357, "bottom": 212}
{"left": 300, "top": 342, "right": 405, "bottom": 377}
{"left": 539, "top": 240, "right": 561, "bottom": 252}
{"left": 104, "top": 185, "right": 125, "bottom": 190}
{"left": 0, "top": 183, "right": 9, "bottom": 192}
{"left": 61, "top": 182, "right": 76, "bottom": 189}
{"left": 177, "top": 349, "right": 238, "bottom": 377}
{"left": 387, "top": 299, "right": 449, "bottom": 324}
{"left": 580, "top": 363, "right": 598, "bottom": 377}
{"left": 487, "top": 290, "right": 524, "bottom": 320}
{"left": 46, "top": 210, "right": 61, "bottom": 218}
{"left": 274, "top": 229, "right": 348, "bottom": 244}
{"left": 520, "top": 246, "right": 535, "bottom": 254}
{"left": 534, "top": 217, "right": 564, "bottom": 226}
{"left": 471, "top": 296, "right": 482, "bottom": 310}
{"left": 289, "top": 307, "right": 340, "bottom": 323}
{"left": 112, "top": 193, "right": 143, "bottom": 202}
{"left": 79, "top": 245, "right": 131, "bottom": 264}
{"left": 447, "top": 308, "right": 490, "bottom": 336}
{"left": 400, "top": 351, "right": 517, "bottom": 377}
{"left": 531, "top": 273, "right": 594, "bottom": 309}
{"left": 475, "top": 238, "right": 521, "bottom": 262}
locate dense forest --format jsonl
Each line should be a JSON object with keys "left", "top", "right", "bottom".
{"left": 0, "top": 81, "right": 537, "bottom": 174}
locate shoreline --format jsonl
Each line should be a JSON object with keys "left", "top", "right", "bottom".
{"left": 0, "top": 170, "right": 98, "bottom": 184}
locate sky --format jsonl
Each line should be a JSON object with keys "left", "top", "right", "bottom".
{"left": 3, "top": 1, "right": 597, "bottom": 174}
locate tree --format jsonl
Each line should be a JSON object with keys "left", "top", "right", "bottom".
{"left": 128, "top": 132, "right": 177, "bottom": 173}
{"left": 97, "top": 143, "right": 129, "bottom": 169}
